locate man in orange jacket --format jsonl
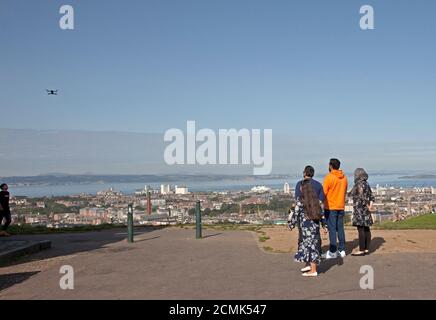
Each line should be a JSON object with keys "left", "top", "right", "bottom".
{"left": 322, "top": 158, "right": 348, "bottom": 259}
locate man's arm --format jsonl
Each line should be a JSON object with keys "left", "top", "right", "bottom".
{"left": 316, "top": 181, "right": 325, "bottom": 202}
{"left": 323, "top": 176, "right": 331, "bottom": 199}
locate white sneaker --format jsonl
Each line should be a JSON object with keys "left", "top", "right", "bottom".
{"left": 300, "top": 266, "right": 311, "bottom": 272}
{"left": 321, "top": 251, "right": 337, "bottom": 259}
{"left": 302, "top": 272, "right": 318, "bottom": 277}
{"left": 338, "top": 250, "right": 346, "bottom": 258}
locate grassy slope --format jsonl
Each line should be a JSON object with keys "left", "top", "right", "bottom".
{"left": 378, "top": 214, "right": 436, "bottom": 230}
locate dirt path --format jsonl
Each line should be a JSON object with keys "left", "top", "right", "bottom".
{"left": 2, "top": 227, "right": 436, "bottom": 299}
{"left": 258, "top": 226, "right": 436, "bottom": 254}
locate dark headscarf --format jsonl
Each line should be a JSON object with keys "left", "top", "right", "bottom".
{"left": 354, "top": 168, "right": 368, "bottom": 183}
{"left": 350, "top": 168, "right": 369, "bottom": 197}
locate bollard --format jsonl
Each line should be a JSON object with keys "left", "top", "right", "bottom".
{"left": 195, "top": 200, "right": 202, "bottom": 239}
{"left": 127, "top": 204, "right": 134, "bottom": 243}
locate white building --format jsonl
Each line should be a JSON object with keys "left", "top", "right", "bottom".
{"left": 283, "top": 182, "right": 290, "bottom": 194}
{"left": 135, "top": 185, "right": 153, "bottom": 195}
{"left": 139, "top": 199, "right": 166, "bottom": 207}
{"left": 160, "top": 184, "right": 172, "bottom": 195}
{"left": 251, "top": 186, "right": 270, "bottom": 193}
{"left": 375, "top": 184, "right": 387, "bottom": 196}
{"left": 175, "top": 186, "right": 189, "bottom": 194}
{"left": 432, "top": 187, "right": 436, "bottom": 195}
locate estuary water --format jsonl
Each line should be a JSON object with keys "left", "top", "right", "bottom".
{"left": 9, "top": 175, "right": 436, "bottom": 197}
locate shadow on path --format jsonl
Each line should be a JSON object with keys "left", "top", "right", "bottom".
{"left": 0, "top": 271, "right": 40, "bottom": 292}
{"left": 369, "top": 237, "right": 386, "bottom": 254}
{"left": 202, "top": 233, "right": 223, "bottom": 239}
{"left": 318, "top": 236, "right": 386, "bottom": 274}
{"left": 134, "top": 236, "right": 161, "bottom": 243}
{"left": 1, "top": 226, "right": 165, "bottom": 268}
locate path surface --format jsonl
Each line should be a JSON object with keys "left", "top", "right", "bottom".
{"left": 1, "top": 227, "right": 436, "bottom": 299}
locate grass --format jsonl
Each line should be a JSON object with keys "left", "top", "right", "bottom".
{"left": 377, "top": 214, "right": 436, "bottom": 230}
{"left": 258, "top": 235, "right": 270, "bottom": 242}
{"left": 7, "top": 223, "right": 127, "bottom": 235}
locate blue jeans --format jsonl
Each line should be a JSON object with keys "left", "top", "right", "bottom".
{"left": 324, "top": 210, "right": 345, "bottom": 253}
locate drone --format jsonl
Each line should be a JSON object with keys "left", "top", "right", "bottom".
{"left": 46, "top": 89, "right": 58, "bottom": 95}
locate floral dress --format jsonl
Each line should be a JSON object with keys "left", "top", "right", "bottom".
{"left": 288, "top": 201, "right": 323, "bottom": 264}
{"left": 350, "top": 180, "right": 375, "bottom": 227}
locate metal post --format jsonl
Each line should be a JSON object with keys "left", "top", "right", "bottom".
{"left": 147, "top": 191, "right": 152, "bottom": 215}
{"left": 195, "top": 200, "right": 202, "bottom": 239}
{"left": 127, "top": 204, "right": 134, "bottom": 243}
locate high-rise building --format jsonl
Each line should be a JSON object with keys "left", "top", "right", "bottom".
{"left": 283, "top": 182, "right": 290, "bottom": 194}
{"left": 160, "top": 184, "right": 171, "bottom": 195}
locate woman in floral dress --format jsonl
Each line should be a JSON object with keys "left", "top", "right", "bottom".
{"left": 350, "top": 168, "right": 375, "bottom": 256}
{"left": 288, "top": 179, "right": 326, "bottom": 277}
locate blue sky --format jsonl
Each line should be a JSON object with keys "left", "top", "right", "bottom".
{"left": 1, "top": 0, "right": 436, "bottom": 175}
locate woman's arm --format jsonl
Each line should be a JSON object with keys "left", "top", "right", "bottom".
{"left": 367, "top": 184, "right": 376, "bottom": 211}
{"left": 287, "top": 204, "right": 300, "bottom": 230}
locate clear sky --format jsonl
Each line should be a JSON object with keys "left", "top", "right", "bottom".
{"left": 1, "top": 0, "right": 436, "bottom": 175}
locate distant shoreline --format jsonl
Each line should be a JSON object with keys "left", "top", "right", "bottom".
{"left": 3, "top": 174, "right": 296, "bottom": 187}
{"left": 399, "top": 175, "right": 436, "bottom": 180}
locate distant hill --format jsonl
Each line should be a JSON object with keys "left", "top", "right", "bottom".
{"left": 3, "top": 174, "right": 292, "bottom": 186}
{"left": 399, "top": 175, "right": 436, "bottom": 180}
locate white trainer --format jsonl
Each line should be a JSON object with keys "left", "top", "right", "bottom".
{"left": 302, "top": 272, "right": 318, "bottom": 277}
{"left": 338, "top": 250, "right": 346, "bottom": 258}
{"left": 321, "top": 251, "right": 337, "bottom": 259}
{"left": 300, "top": 266, "right": 311, "bottom": 272}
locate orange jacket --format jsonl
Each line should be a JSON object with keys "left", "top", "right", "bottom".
{"left": 323, "top": 170, "right": 348, "bottom": 210}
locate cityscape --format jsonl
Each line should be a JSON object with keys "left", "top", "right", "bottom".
{"left": 8, "top": 182, "right": 436, "bottom": 228}
{"left": 2, "top": 0, "right": 436, "bottom": 302}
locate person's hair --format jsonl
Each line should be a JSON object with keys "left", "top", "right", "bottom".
{"left": 0, "top": 183, "right": 7, "bottom": 189}
{"left": 303, "top": 166, "right": 315, "bottom": 178}
{"left": 329, "top": 158, "right": 341, "bottom": 170}
{"left": 300, "top": 179, "right": 322, "bottom": 221}
{"left": 354, "top": 168, "right": 368, "bottom": 183}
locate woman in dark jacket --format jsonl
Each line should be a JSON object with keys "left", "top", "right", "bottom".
{"left": 350, "top": 168, "right": 375, "bottom": 256}
{"left": 288, "top": 179, "right": 326, "bottom": 277}
{"left": 0, "top": 183, "right": 11, "bottom": 237}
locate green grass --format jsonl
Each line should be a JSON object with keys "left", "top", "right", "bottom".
{"left": 258, "top": 235, "right": 270, "bottom": 242}
{"left": 7, "top": 223, "right": 127, "bottom": 235}
{"left": 377, "top": 214, "right": 436, "bottom": 230}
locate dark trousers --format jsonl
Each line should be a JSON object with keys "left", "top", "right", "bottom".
{"left": 357, "top": 226, "right": 371, "bottom": 251}
{"left": 325, "top": 210, "right": 346, "bottom": 253}
{"left": 298, "top": 226, "right": 303, "bottom": 248}
{"left": 0, "top": 210, "right": 11, "bottom": 231}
